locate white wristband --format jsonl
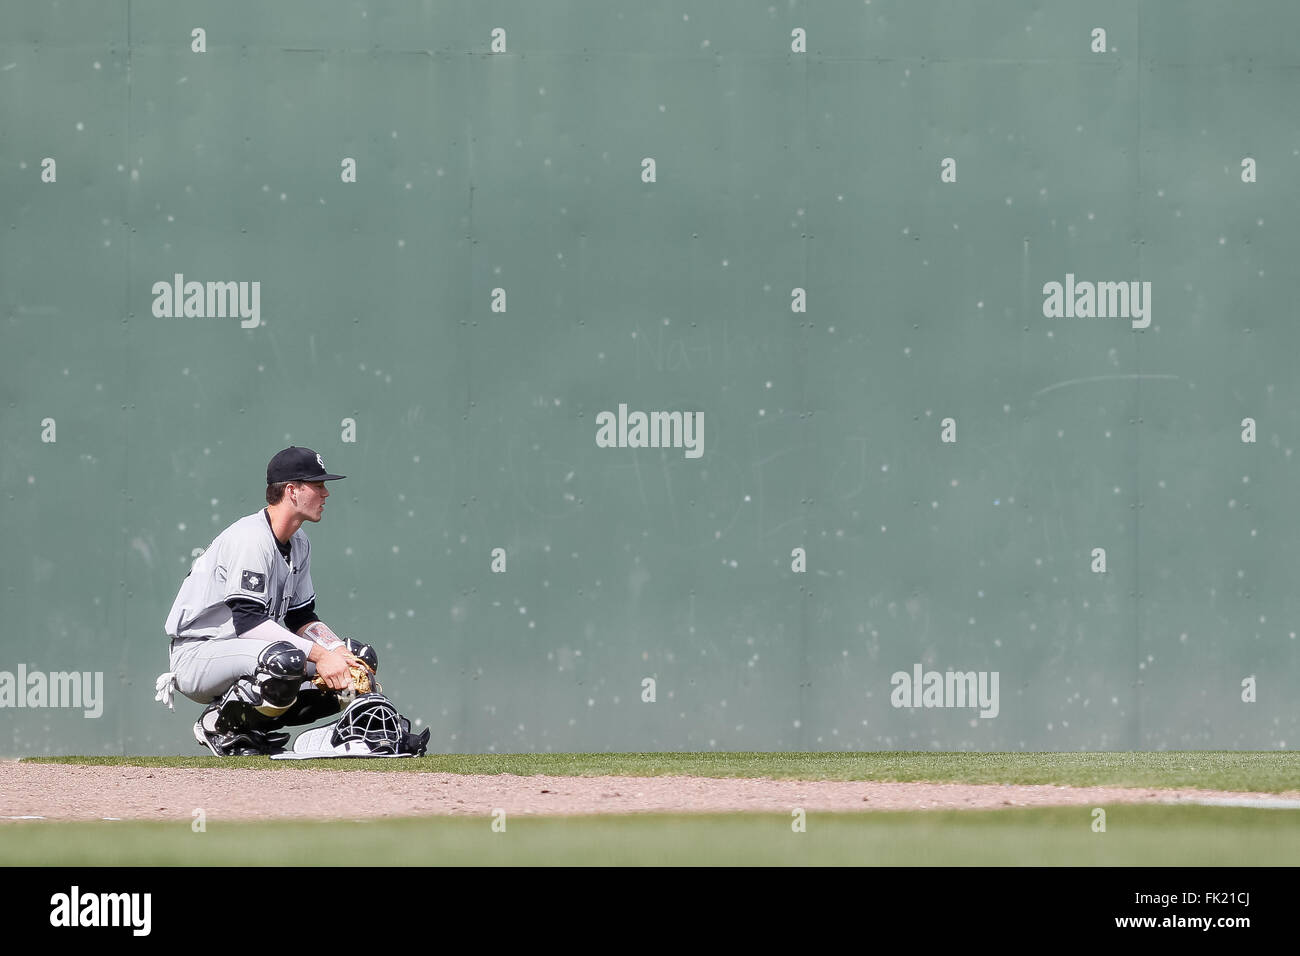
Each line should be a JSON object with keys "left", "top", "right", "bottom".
{"left": 303, "top": 621, "right": 344, "bottom": 650}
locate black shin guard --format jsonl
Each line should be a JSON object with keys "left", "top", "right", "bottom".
{"left": 275, "top": 686, "right": 346, "bottom": 727}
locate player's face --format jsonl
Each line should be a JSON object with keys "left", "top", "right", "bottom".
{"left": 291, "top": 481, "right": 329, "bottom": 521}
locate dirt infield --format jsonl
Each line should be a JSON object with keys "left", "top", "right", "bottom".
{"left": 3, "top": 761, "right": 1297, "bottom": 821}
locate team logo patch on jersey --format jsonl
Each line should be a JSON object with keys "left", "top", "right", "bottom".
{"left": 240, "top": 570, "right": 267, "bottom": 593}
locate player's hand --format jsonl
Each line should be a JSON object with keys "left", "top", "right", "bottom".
{"left": 314, "top": 647, "right": 354, "bottom": 692}
{"left": 341, "top": 650, "right": 375, "bottom": 676}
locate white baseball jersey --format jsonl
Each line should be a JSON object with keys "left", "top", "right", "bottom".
{"left": 165, "top": 510, "right": 315, "bottom": 641}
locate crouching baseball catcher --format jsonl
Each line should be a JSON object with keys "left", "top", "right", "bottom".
{"left": 154, "top": 445, "right": 426, "bottom": 757}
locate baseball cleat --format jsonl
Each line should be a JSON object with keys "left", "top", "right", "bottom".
{"left": 193, "top": 705, "right": 223, "bottom": 755}
{"left": 193, "top": 705, "right": 288, "bottom": 756}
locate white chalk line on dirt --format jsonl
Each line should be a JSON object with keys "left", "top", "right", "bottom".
{"left": 1171, "top": 797, "right": 1300, "bottom": 809}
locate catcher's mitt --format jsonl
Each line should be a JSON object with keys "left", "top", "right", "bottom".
{"left": 313, "top": 655, "right": 380, "bottom": 703}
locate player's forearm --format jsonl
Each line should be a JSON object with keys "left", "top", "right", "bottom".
{"left": 242, "top": 618, "right": 316, "bottom": 657}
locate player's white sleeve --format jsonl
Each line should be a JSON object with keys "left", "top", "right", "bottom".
{"left": 243, "top": 618, "right": 316, "bottom": 657}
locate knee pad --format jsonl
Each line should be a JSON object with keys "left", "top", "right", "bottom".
{"left": 255, "top": 641, "right": 308, "bottom": 712}
{"left": 214, "top": 642, "right": 307, "bottom": 732}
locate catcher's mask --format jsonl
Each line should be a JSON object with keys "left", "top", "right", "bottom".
{"left": 284, "top": 692, "right": 430, "bottom": 757}
{"left": 332, "top": 693, "right": 407, "bottom": 754}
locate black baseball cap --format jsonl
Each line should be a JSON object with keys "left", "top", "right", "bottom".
{"left": 266, "top": 446, "right": 346, "bottom": 484}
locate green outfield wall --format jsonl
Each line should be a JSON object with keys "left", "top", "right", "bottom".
{"left": 2, "top": 1, "right": 1296, "bottom": 755}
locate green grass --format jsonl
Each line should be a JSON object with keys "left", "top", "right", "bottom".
{"left": 1, "top": 805, "right": 1295, "bottom": 866}
{"left": 25, "top": 751, "right": 1299, "bottom": 792}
